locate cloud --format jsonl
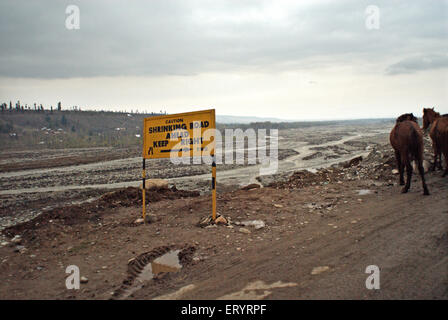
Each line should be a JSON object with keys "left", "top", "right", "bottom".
{"left": 386, "top": 54, "right": 448, "bottom": 75}
{"left": 0, "top": 0, "right": 447, "bottom": 78}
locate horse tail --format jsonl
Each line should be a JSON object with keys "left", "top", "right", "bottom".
{"left": 410, "top": 125, "right": 423, "bottom": 161}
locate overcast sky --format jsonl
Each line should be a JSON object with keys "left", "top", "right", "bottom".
{"left": 0, "top": 0, "right": 447, "bottom": 120}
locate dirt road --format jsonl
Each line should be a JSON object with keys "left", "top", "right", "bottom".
{"left": 0, "top": 164, "right": 446, "bottom": 299}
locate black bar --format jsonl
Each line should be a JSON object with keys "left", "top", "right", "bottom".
{"left": 211, "top": 153, "right": 216, "bottom": 167}
{"left": 0, "top": 300, "right": 440, "bottom": 319}
{"left": 212, "top": 177, "right": 216, "bottom": 189}
{"left": 142, "top": 158, "right": 146, "bottom": 191}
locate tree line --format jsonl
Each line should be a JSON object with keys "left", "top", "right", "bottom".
{"left": 1, "top": 101, "right": 63, "bottom": 113}
{"left": 0, "top": 101, "right": 168, "bottom": 115}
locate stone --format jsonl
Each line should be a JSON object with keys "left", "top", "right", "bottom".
{"left": 342, "top": 156, "right": 363, "bottom": 168}
{"left": 392, "top": 169, "right": 399, "bottom": 175}
{"left": 241, "top": 220, "right": 265, "bottom": 230}
{"left": 134, "top": 218, "right": 144, "bottom": 224}
{"left": 11, "top": 235, "right": 21, "bottom": 244}
{"left": 311, "top": 266, "right": 330, "bottom": 275}
{"left": 215, "top": 216, "right": 228, "bottom": 225}
{"left": 241, "top": 184, "right": 261, "bottom": 191}
{"left": 239, "top": 227, "right": 251, "bottom": 234}
{"left": 273, "top": 204, "right": 283, "bottom": 208}
{"left": 197, "top": 216, "right": 213, "bottom": 227}
{"left": 140, "top": 179, "right": 170, "bottom": 190}
{"left": 80, "top": 276, "right": 89, "bottom": 284}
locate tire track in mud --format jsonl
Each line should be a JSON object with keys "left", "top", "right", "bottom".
{"left": 111, "top": 245, "right": 196, "bottom": 300}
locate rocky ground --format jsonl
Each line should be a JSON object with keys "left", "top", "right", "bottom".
{"left": 0, "top": 126, "right": 446, "bottom": 299}
{"left": 0, "top": 147, "right": 140, "bottom": 172}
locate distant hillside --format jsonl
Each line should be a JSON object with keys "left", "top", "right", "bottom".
{"left": 0, "top": 110, "right": 164, "bottom": 150}
{"left": 0, "top": 109, "right": 395, "bottom": 150}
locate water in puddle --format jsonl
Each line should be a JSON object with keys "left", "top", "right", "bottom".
{"left": 121, "top": 250, "right": 181, "bottom": 299}
{"left": 357, "top": 189, "right": 373, "bottom": 195}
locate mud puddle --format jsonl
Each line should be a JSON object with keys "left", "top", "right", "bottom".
{"left": 120, "top": 250, "right": 182, "bottom": 299}
{"left": 112, "top": 246, "right": 195, "bottom": 300}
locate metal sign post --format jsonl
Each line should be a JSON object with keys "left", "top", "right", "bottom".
{"left": 142, "top": 158, "right": 146, "bottom": 222}
{"left": 211, "top": 153, "right": 217, "bottom": 220}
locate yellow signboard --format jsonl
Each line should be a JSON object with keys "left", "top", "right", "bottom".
{"left": 141, "top": 109, "right": 217, "bottom": 221}
{"left": 143, "top": 109, "right": 216, "bottom": 159}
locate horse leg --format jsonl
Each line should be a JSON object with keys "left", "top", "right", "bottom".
{"left": 417, "top": 159, "right": 429, "bottom": 195}
{"left": 395, "top": 150, "right": 404, "bottom": 185}
{"left": 431, "top": 146, "right": 437, "bottom": 171}
{"left": 437, "top": 149, "right": 443, "bottom": 170}
{"left": 401, "top": 155, "right": 412, "bottom": 193}
{"left": 442, "top": 150, "right": 448, "bottom": 177}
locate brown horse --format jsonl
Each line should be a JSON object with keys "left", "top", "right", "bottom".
{"left": 423, "top": 108, "right": 448, "bottom": 176}
{"left": 390, "top": 114, "right": 429, "bottom": 195}
{"left": 396, "top": 113, "right": 418, "bottom": 123}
